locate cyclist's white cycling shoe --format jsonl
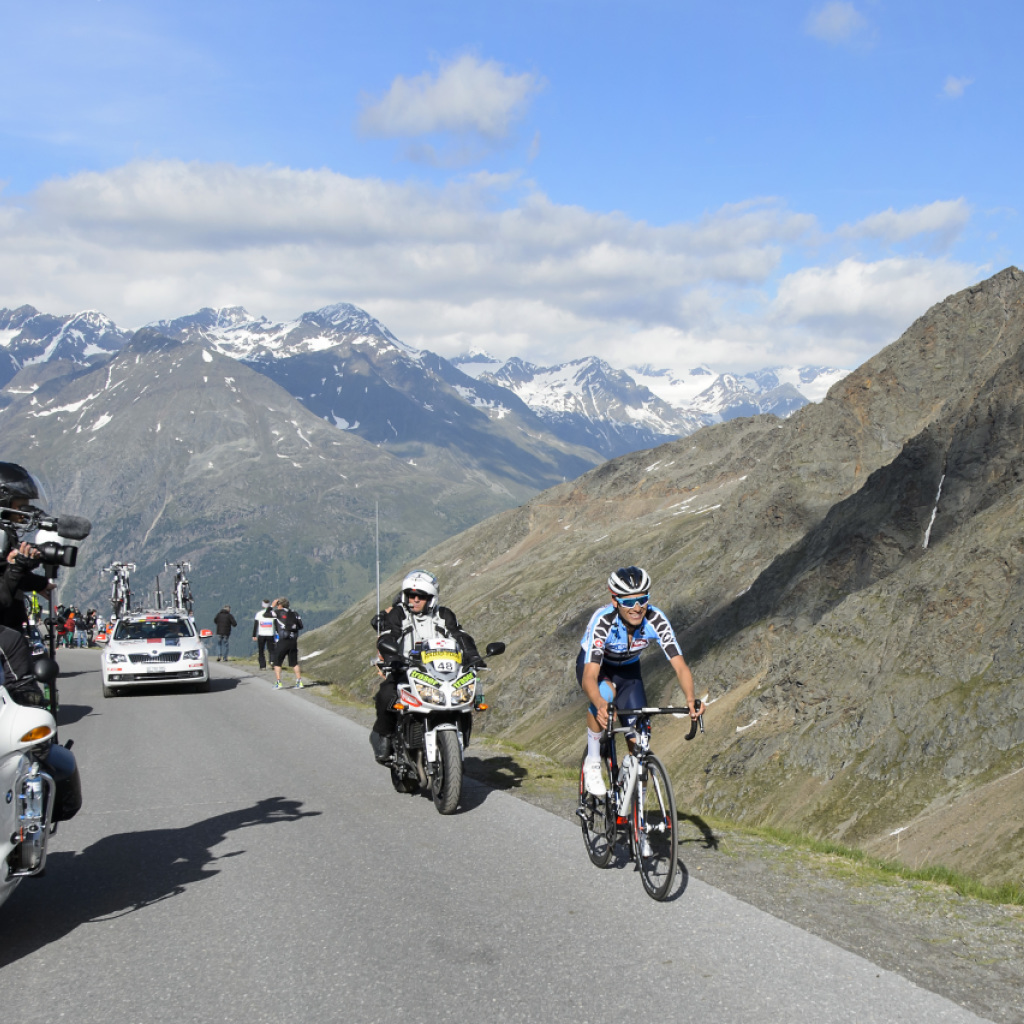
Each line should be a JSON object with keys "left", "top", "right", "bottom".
{"left": 583, "top": 758, "right": 607, "bottom": 798}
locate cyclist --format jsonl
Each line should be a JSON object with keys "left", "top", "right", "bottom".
{"left": 579, "top": 566, "right": 702, "bottom": 797}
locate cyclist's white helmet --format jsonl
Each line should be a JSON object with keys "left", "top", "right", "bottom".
{"left": 400, "top": 569, "right": 439, "bottom": 612}
{"left": 607, "top": 566, "right": 651, "bottom": 598}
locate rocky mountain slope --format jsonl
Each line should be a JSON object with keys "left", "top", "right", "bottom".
{"left": 304, "top": 267, "right": 1024, "bottom": 885}
{"left": 0, "top": 330, "right": 549, "bottom": 629}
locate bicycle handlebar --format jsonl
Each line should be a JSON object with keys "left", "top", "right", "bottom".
{"left": 610, "top": 701, "right": 705, "bottom": 740}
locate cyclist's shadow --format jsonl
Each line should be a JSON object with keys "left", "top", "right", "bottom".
{"left": 663, "top": 811, "right": 719, "bottom": 902}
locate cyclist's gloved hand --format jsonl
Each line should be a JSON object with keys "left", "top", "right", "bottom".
{"left": 370, "top": 612, "right": 385, "bottom": 631}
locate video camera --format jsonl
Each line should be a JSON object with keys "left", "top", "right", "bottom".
{"left": 2, "top": 505, "right": 92, "bottom": 569}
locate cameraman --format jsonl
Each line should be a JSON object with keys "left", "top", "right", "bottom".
{"left": 0, "top": 463, "right": 57, "bottom": 632}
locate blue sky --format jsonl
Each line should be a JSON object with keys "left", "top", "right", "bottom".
{"left": 1, "top": 0, "right": 1020, "bottom": 372}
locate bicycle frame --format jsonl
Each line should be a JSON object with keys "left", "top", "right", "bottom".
{"left": 578, "top": 702, "right": 702, "bottom": 900}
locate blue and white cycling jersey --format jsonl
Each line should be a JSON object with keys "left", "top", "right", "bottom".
{"left": 579, "top": 603, "right": 683, "bottom": 669}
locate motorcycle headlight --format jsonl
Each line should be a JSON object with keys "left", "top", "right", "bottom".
{"left": 452, "top": 680, "right": 476, "bottom": 706}
{"left": 107, "top": 652, "right": 127, "bottom": 664}
{"left": 413, "top": 681, "right": 446, "bottom": 706}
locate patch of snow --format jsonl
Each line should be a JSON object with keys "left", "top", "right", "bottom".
{"left": 202, "top": 350, "right": 213, "bottom": 363}
{"left": 90, "top": 413, "right": 113, "bottom": 431}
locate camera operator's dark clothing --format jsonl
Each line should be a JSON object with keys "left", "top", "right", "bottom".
{"left": 0, "top": 558, "right": 50, "bottom": 631}
{"left": 0, "top": 623, "right": 43, "bottom": 705}
{"left": 371, "top": 604, "right": 480, "bottom": 738}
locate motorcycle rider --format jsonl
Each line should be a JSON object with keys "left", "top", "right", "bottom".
{"left": 0, "top": 463, "right": 57, "bottom": 632}
{"left": 368, "top": 569, "right": 482, "bottom": 763}
{"left": 579, "top": 566, "right": 702, "bottom": 797}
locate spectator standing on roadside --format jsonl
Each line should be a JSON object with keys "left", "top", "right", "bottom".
{"left": 252, "top": 598, "right": 276, "bottom": 670}
{"left": 271, "top": 598, "right": 304, "bottom": 689}
{"left": 213, "top": 604, "right": 237, "bottom": 662}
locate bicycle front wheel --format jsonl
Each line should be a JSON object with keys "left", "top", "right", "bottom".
{"left": 578, "top": 751, "right": 614, "bottom": 868}
{"left": 632, "top": 754, "right": 678, "bottom": 900}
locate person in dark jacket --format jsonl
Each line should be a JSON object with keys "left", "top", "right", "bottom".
{"left": 368, "top": 569, "right": 482, "bottom": 763}
{"left": 0, "top": 463, "right": 56, "bottom": 633}
{"left": 213, "top": 605, "right": 237, "bottom": 661}
{"left": 271, "top": 598, "right": 304, "bottom": 688}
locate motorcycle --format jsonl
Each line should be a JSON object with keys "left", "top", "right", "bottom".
{"left": 377, "top": 636, "right": 505, "bottom": 814}
{"left": 0, "top": 658, "right": 81, "bottom": 912}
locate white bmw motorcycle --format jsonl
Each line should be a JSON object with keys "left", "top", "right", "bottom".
{"left": 378, "top": 636, "right": 505, "bottom": 814}
{"left": 0, "top": 659, "right": 81, "bottom": 912}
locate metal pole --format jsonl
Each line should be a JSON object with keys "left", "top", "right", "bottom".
{"left": 375, "top": 501, "right": 381, "bottom": 634}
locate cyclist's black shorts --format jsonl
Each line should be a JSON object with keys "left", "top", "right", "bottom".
{"left": 273, "top": 639, "right": 298, "bottom": 668}
{"left": 575, "top": 649, "right": 647, "bottom": 726}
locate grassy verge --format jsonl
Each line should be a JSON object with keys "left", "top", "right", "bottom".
{"left": 736, "top": 823, "right": 1024, "bottom": 907}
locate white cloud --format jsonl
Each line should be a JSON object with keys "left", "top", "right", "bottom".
{"left": 359, "top": 55, "right": 544, "bottom": 139}
{"left": 805, "top": 2, "right": 872, "bottom": 46}
{"left": 770, "top": 257, "right": 981, "bottom": 337}
{"left": 0, "top": 160, "right": 987, "bottom": 374}
{"left": 943, "top": 75, "right": 973, "bottom": 99}
{"left": 838, "top": 199, "right": 971, "bottom": 248}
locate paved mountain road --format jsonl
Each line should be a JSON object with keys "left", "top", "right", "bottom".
{"left": 1, "top": 652, "right": 992, "bottom": 1024}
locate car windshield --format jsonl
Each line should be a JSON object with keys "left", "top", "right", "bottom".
{"left": 113, "top": 618, "right": 194, "bottom": 641}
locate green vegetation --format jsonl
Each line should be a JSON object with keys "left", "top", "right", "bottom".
{"left": 709, "top": 819, "right": 1024, "bottom": 908}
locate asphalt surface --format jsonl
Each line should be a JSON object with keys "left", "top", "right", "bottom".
{"left": 0, "top": 651, "right": 996, "bottom": 1024}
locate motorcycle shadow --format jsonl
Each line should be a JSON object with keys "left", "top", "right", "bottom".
{"left": 462, "top": 754, "right": 528, "bottom": 792}
{"left": 0, "top": 795, "right": 319, "bottom": 967}
{"left": 55, "top": 703, "right": 94, "bottom": 726}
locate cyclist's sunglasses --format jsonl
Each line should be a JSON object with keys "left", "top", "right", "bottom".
{"left": 404, "top": 590, "right": 431, "bottom": 601}
{"left": 616, "top": 594, "right": 649, "bottom": 608}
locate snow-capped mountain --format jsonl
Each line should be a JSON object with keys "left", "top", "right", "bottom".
{"left": 148, "top": 304, "right": 601, "bottom": 495}
{"left": 0, "top": 305, "right": 130, "bottom": 389}
{"left": 467, "top": 356, "right": 697, "bottom": 458}
{"left": 148, "top": 303, "right": 416, "bottom": 362}
{"left": 449, "top": 353, "right": 851, "bottom": 458}
{"left": 3, "top": 298, "right": 852, "bottom": 466}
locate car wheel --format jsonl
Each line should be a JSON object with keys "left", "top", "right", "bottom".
{"left": 102, "top": 681, "right": 117, "bottom": 698}
{"left": 195, "top": 677, "right": 211, "bottom": 693}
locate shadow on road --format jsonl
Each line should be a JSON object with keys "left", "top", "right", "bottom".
{"left": 0, "top": 796, "right": 319, "bottom": 968}
{"left": 55, "top": 703, "right": 94, "bottom": 726}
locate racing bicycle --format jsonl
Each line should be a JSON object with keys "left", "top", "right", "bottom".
{"left": 165, "top": 562, "right": 194, "bottom": 614}
{"left": 576, "top": 701, "right": 703, "bottom": 901}
{"left": 102, "top": 562, "right": 135, "bottom": 620}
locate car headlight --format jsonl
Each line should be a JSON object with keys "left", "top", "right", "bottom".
{"left": 107, "top": 652, "right": 127, "bottom": 664}
{"left": 182, "top": 649, "right": 201, "bottom": 660}
{"left": 452, "top": 680, "right": 476, "bottom": 706}
{"left": 413, "top": 681, "right": 446, "bottom": 706}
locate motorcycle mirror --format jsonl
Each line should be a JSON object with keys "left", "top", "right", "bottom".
{"left": 32, "top": 657, "right": 59, "bottom": 686}
{"left": 485, "top": 641, "right": 506, "bottom": 657}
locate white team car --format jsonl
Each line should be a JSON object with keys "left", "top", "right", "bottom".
{"left": 101, "top": 612, "right": 210, "bottom": 698}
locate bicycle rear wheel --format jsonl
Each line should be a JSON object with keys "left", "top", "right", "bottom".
{"left": 578, "top": 751, "right": 614, "bottom": 867}
{"left": 632, "top": 754, "right": 677, "bottom": 900}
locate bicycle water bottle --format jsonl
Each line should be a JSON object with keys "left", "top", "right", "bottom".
{"left": 618, "top": 754, "right": 639, "bottom": 809}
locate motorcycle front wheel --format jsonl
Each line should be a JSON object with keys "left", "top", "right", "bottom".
{"left": 430, "top": 730, "right": 462, "bottom": 815}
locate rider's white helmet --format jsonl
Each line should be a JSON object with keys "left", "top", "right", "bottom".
{"left": 400, "top": 569, "right": 439, "bottom": 613}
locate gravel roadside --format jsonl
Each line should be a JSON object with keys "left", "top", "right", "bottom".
{"left": 260, "top": 670, "right": 1024, "bottom": 1024}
